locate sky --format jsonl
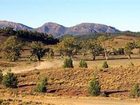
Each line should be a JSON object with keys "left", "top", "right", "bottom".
{"left": 0, "top": 0, "right": 140, "bottom": 31}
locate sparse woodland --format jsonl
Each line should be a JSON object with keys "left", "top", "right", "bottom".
{"left": 0, "top": 28, "right": 140, "bottom": 104}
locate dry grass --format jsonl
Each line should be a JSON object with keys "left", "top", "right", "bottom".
{"left": 1, "top": 63, "right": 140, "bottom": 98}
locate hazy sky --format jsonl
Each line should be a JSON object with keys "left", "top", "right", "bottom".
{"left": 0, "top": 0, "right": 140, "bottom": 31}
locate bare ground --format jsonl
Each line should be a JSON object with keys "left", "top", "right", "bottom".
{"left": 0, "top": 96, "right": 140, "bottom": 105}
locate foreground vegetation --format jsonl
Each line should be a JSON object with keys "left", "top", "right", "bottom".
{"left": 0, "top": 28, "right": 140, "bottom": 104}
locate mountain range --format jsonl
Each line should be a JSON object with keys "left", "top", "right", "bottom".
{"left": 0, "top": 20, "right": 120, "bottom": 37}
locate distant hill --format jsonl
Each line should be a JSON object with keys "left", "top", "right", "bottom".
{"left": 36, "top": 22, "right": 120, "bottom": 37}
{"left": 0, "top": 21, "right": 32, "bottom": 31}
{"left": 36, "top": 22, "right": 66, "bottom": 37}
{"left": 0, "top": 20, "right": 120, "bottom": 37}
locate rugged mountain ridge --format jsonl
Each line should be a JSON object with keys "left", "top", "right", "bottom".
{"left": 0, "top": 20, "right": 120, "bottom": 37}
{"left": 0, "top": 21, "right": 32, "bottom": 31}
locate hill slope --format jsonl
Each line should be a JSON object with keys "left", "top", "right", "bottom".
{"left": 0, "top": 20, "right": 120, "bottom": 37}
{"left": 0, "top": 20, "right": 32, "bottom": 31}
{"left": 36, "top": 22, "right": 120, "bottom": 37}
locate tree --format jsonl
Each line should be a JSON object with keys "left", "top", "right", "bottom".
{"left": 47, "top": 48, "right": 54, "bottom": 59}
{"left": 56, "top": 36, "right": 78, "bottom": 57}
{"left": 30, "top": 41, "right": 46, "bottom": 61}
{"left": 0, "top": 70, "right": 3, "bottom": 83}
{"left": 135, "top": 40, "right": 140, "bottom": 54}
{"left": 124, "top": 42, "right": 136, "bottom": 59}
{"left": 3, "top": 27, "right": 16, "bottom": 35}
{"left": 1, "top": 36, "right": 23, "bottom": 61}
{"left": 117, "top": 48, "right": 125, "bottom": 55}
{"left": 2, "top": 71, "right": 18, "bottom": 88}
{"left": 79, "top": 40, "right": 88, "bottom": 57}
{"left": 35, "top": 77, "right": 48, "bottom": 92}
{"left": 97, "top": 36, "right": 109, "bottom": 60}
{"left": 88, "top": 75, "right": 101, "bottom": 96}
{"left": 86, "top": 39, "right": 103, "bottom": 60}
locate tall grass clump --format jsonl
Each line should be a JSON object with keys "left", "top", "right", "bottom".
{"left": 79, "top": 59, "right": 88, "bottom": 68}
{"left": 63, "top": 57, "right": 74, "bottom": 68}
{"left": 35, "top": 77, "right": 48, "bottom": 93}
{"left": 102, "top": 61, "right": 109, "bottom": 68}
{"left": 2, "top": 71, "right": 18, "bottom": 88}
{"left": 130, "top": 83, "right": 140, "bottom": 98}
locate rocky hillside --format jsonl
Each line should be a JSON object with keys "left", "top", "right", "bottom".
{"left": 0, "top": 20, "right": 120, "bottom": 37}
{"left": 66, "top": 23, "right": 119, "bottom": 35}
{"left": 36, "top": 22, "right": 120, "bottom": 37}
{"left": 0, "top": 21, "right": 32, "bottom": 31}
{"left": 36, "top": 22, "right": 66, "bottom": 37}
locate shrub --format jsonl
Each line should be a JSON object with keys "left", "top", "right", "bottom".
{"left": 35, "top": 77, "right": 48, "bottom": 92}
{"left": 79, "top": 59, "right": 88, "bottom": 68}
{"left": 63, "top": 57, "right": 73, "bottom": 68}
{"left": 88, "top": 76, "right": 101, "bottom": 96}
{"left": 0, "top": 70, "right": 3, "bottom": 83}
{"left": 2, "top": 72, "right": 18, "bottom": 88}
{"left": 130, "top": 83, "right": 140, "bottom": 98}
{"left": 102, "top": 61, "right": 109, "bottom": 68}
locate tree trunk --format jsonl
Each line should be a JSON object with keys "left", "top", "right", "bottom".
{"left": 92, "top": 55, "right": 96, "bottom": 61}
{"left": 37, "top": 54, "right": 41, "bottom": 61}
{"left": 128, "top": 54, "right": 131, "bottom": 59}
{"left": 104, "top": 49, "right": 109, "bottom": 60}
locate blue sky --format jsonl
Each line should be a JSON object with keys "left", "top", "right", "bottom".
{"left": 0, "top": 0, "right": 140, "bottom": 31}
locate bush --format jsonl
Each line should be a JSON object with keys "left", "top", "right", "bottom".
{"left": 79, "top": 59, "right": 88, "bottom": 68}
{"left": 102, "top": 61, "right": 109, "bottom": 68}
{"left": 0, "top": 70, "right": 3, "bottom": 83}
{"left": 88, "top": 76, "right": 101, "bottom": 96}
{"left": 2, "top": 72, "right": 18, "bottom": 88}
{"left": 35, "top": 77, "right": 48, "bottom": 92}
{"left": 130, "top": 84, "right": 140, "bottom": 98}
{"left": 63, "top": 57, "right": 74, "bottom": 68}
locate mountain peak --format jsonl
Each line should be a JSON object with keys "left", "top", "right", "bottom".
{"left": 0, "top": 20, "right": 120, "bottom": 37}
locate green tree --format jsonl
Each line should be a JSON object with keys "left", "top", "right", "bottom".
{"left": 97, "top": 36, "right": 109, "bottom": 60}
{"left": 135, "top": 40, "right": 140, "bottom": 54}
{"left": 88, "top": 75, "right": 101, "bottom": 96}
{"left": 124, "top": 42, "right": 136, "bottom": 59}
{"left": 1, "top": 36, "right": 23, "bottom": 61}
{"left": 2, "top": 71, "right": 18, "bottom": 88}
{"left": 87, "top": 39, "right": 103, "bottom": 60}
{"left": 56, "top": 36, "right": 78, "bottom": 57}
{"left": 30, "top": 41, "right": 46, "bottom": 61}
{"left": 79, "top": 40, "right": 88, "bottom": 57}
